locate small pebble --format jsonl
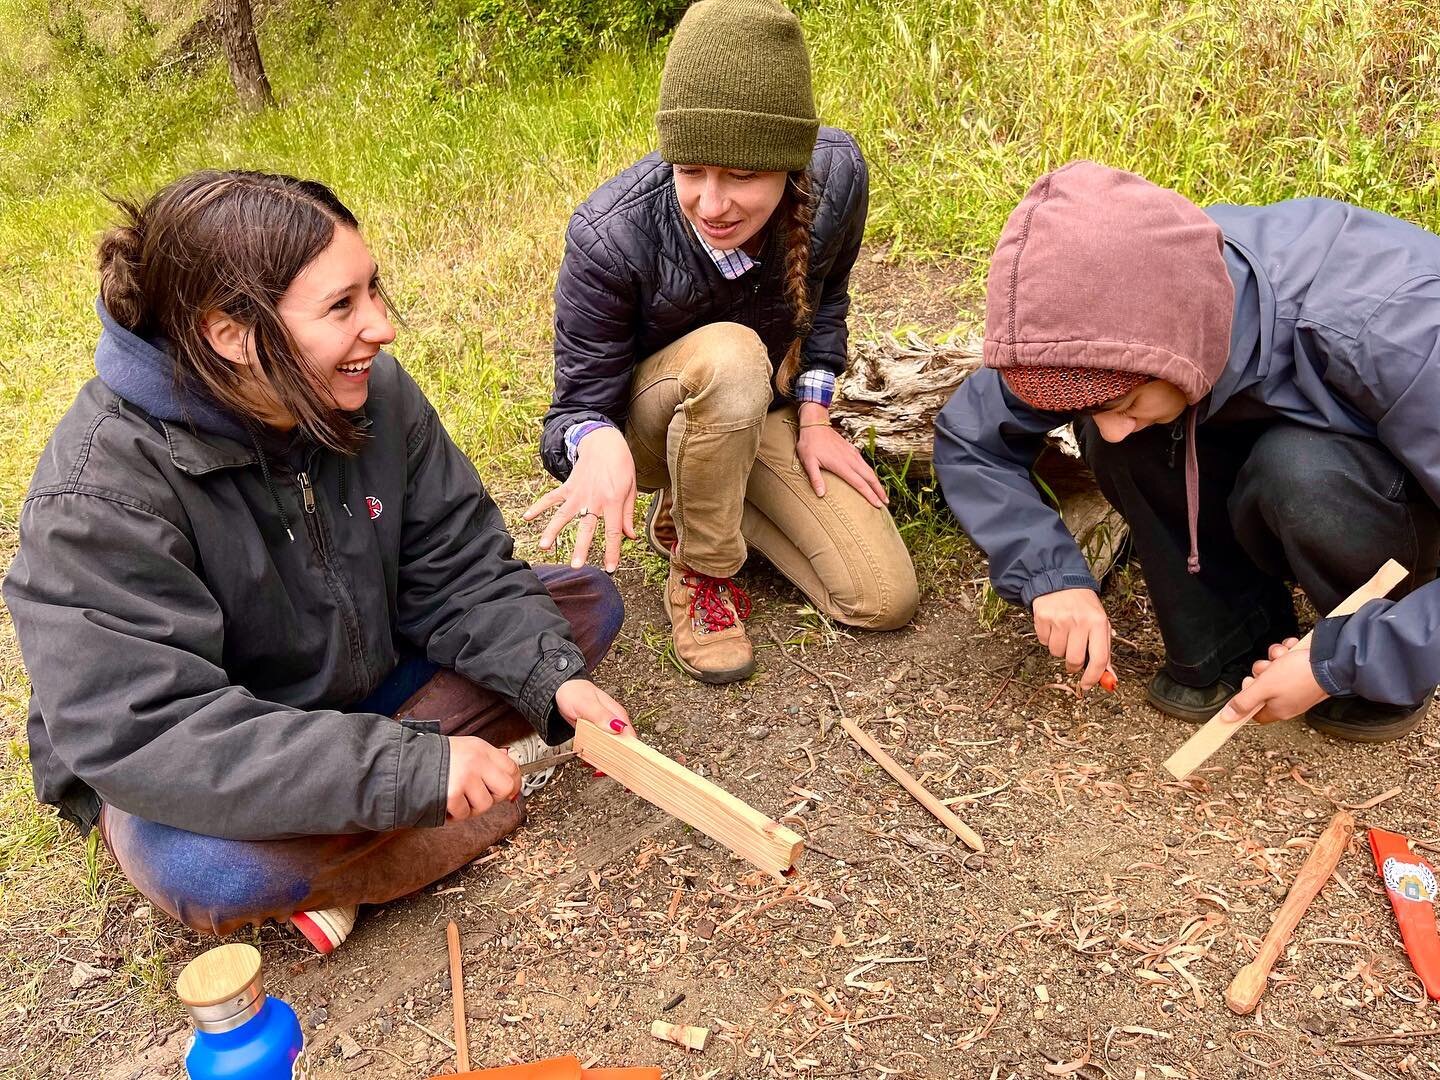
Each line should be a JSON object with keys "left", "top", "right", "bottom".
{"left": 747, "top": 726, "right": 771, "bottom": 740}
{"left": 304, "top": 1007, "right": 328, "bottom": 1028}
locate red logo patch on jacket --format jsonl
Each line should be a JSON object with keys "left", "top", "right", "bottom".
{"left": 365, "top": 496, "right": 383, "bottom": 520}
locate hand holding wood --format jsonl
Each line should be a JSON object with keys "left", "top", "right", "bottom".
{"left": 1163, "top": 559, "right": 1407, "bottom": 780}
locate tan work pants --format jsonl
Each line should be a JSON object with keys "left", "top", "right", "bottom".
{"left": 625, "top": 322, "right": 919, "bottom": 630}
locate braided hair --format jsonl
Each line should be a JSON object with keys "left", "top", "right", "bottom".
{"left": 774, "top": 169, "right": 815, "bottom": 398}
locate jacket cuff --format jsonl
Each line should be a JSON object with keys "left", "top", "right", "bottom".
{"left": 1019, "top": 568, "right": 1100, "bottom": 608}
{"left": 518, "top": 643, "right": 588, "bottom": 738}
{"left": 1309, "top": 614, "right": 1355, "bottom": 698}
{"left": 395, "top": 726, "right": 449, "bottom": 829}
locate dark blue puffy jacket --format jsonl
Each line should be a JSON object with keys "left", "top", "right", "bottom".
{"left": 541, "top": 127, "right": 867, "bottom": 481}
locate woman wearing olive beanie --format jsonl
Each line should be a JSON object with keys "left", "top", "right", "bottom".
{"left": 529, "top": 0, "right": 918, "bottom": 684}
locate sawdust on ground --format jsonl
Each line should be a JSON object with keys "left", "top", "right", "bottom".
{"left": 8, "top": 258, "right": 1440, "bottom": 1080}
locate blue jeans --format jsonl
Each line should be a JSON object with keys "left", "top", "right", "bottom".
{"left": 101, "top": 565, "right": 623, "bottom": 935}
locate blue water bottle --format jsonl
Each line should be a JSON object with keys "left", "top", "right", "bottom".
{"left": 176, "top": 943, "right": 308, "bottom": 1080}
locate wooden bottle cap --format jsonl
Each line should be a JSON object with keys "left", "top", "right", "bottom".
{"left": 177, "top": 943, "right": 265, "bottom": 1032}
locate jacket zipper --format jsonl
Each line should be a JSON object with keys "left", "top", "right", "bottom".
{"left": 298, "top": 471, "right": 317, "bottom": 515}
{"left": 296, "top": 460, "right": 371, "bottom": 694}
{"left": 1167, "top": 422, "right": 1185, "bottom": 468}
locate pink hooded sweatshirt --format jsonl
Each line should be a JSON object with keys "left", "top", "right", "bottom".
{"left": 983, "top": 161, "right": 1236, "bottom": 571}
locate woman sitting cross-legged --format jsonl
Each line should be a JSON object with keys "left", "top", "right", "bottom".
{"left": 526, "top": 0, "right": 919, "bottom": 685}
{"left": 3, "top": 171, "right": 631, "bottom": 951}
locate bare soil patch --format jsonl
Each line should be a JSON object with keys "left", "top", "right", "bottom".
{"left": 13, "top": 551, "right": 1440, "bottom": 1080}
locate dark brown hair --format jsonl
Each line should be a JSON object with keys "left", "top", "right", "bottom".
{"left": 775, "top": 168, "right": 815, "bottom": 398}
{"left": 98, "top": 170, "right": 382, "bottom": 454}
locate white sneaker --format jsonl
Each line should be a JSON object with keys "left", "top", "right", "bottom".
{"left": 506, "top": 732, "right": 574, "bottom": 797}
{"left": 291, "top": 905, "right": 357, "bottom": 953}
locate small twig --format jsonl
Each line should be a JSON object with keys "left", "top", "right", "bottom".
{"left": 769, "top": 629, "right": 847, "bottom": 721}
{"left": 1336, "top": 1028, "right": 1440, "bottom": 1047}
{"left": 401, "top": 1014, "right": 456, "bottom": 1052}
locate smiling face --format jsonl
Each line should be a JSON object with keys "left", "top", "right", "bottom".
{"left": 275, "top": 225, "right": 395, "bottom": 414}
{"left": 1088, "top": 380, "right": 1189, "bottom": 442}
{"left": 672, "top": 164, "right": 788, "bottom": 252}
{"left": 204, "top": 224, "right": 396, "bottom": 428}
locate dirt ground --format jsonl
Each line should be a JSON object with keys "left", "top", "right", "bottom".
{"left": 8, "top": 259, "right": 1440, "bottom": 1079}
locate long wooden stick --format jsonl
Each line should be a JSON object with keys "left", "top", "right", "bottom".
{"left": 1163, "top": 559, "right": 1407, "bottom": 780}
{"left": 445, "top": 920, "right": 469, "bottom": 1073}
{"left": 573, "top": 723, "right": 804, "bottom": 876}
{"left": 839, "top": 717, "right": 986, "bottom": 853}
{"left": 1226, "top": 810, "right": 1354, "bottom": 1014}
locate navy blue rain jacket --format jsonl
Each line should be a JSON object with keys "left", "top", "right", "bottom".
{"left": 934, "top": 198, "right": 1440, "bottom": 707}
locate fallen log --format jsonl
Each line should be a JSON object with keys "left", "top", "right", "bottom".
{"left": 833, "top": 331, "right": 1126, "bottom": 580}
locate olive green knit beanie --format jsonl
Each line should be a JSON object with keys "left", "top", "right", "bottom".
{"left": 657, "top": 0, "right": 819, "bottom": 172}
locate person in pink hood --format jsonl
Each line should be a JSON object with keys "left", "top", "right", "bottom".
{"left": 935, "top": 161, "right": 1440, "bottom": 742}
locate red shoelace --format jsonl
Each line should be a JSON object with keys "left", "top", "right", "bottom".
{"left": 683, "top": 571, "right": 753, "bottom": 634}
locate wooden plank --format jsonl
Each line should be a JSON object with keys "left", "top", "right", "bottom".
{"left": 573, "top": 722, "right": 804, "bottom": 877}
{"left": 1162, "top": 559, "right": 1408, "bottom": 780}
{"left": 1225, "top": 810, "right": 1354, "bottom": 1014}
{"left": 839, "top": 717, "right": 986, "bottom": 853}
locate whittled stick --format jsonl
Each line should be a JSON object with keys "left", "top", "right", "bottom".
{"left": 445, "top": 921, "right": 469, "bottom": 1073}
{"left": 1226, "top": 811, "right": 1355, "bottom": 1014}
{"left": 840, "top": 717, "right": 985, "bottom": 853}
{"left": 574, "top": 722, "right": 804, "bottom": 876}
{"left": 1163, "top": 559, "right": 1407, "bottom": 781}
{"left": 651, "top": 1020, "right": 710, "bottom": 1051}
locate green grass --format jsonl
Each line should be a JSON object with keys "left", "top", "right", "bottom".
{"left": 2, "top": 0, "right": 1439, "bottom": 1068}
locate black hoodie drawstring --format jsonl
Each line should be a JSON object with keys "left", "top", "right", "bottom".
{"left": 243, "top": 421, "right": 295, "bottom": 542}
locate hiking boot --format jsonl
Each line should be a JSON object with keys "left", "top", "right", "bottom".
{"left": 505, "top": 731, "right": 573, "bottom": 797}
{"left": 666, "top": 562, "right": 755, "bottom": 684}
{"left": 1305, "top": 690, "right": 1434, "bottom": 743}
{"left": 291, "top": 905, "right": 357, "bottom": 954}
{"left": 1145, "top": 670, "right": 1238, "bottom": 724}
{"left": 644, "top": 489, "right": 677, "bottom": 560}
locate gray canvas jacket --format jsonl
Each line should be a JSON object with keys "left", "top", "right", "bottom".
{"left": 934, "top": 197, "right": 1440, "bottom": 708}
{"left": 540, "top": 126, "right": 868, "bottom": 480}
{"left": 3, "top": 304, "right": 587, "bottom": 839}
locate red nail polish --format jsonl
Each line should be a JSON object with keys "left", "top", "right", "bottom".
{"left": 609, "top": 718, "right": 626, "bottom": 733}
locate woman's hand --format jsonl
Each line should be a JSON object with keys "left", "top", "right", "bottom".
{"left": 1031, "top": 587, "right": 1111, "bottom": 691}
{"left": 445, "top": 736, "right": 521, "bottom": 821}
{"left": 554, "top": 678, "right": 634, "bottom": 736}
{"left": 795, "top": 409, "right": 888, "bottom": 509}
{"left": 1224, "top": 637, "right": 1329, "bottom": 725}
{"left": 523, "top": 427, "right": 637, "bottom": 573}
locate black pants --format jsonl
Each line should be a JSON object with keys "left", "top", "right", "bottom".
{"left": 1081, "top": 418, "right": 1440, "bottom": 691}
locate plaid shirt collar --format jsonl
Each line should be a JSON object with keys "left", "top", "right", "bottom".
{"left": 687, "top": 218, "right": 757, "bottom": 280}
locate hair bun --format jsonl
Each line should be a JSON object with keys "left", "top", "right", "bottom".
{"left": 97, "top": 201, "right": 147, "bottom": 329}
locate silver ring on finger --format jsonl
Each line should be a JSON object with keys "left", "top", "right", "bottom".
{"left": 577, "top": 506, "right": 594, "bottom": 518}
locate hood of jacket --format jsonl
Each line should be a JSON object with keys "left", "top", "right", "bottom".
{"left": 982, "top": 161, "right": 1235, "bottom": 404}
{"left": 93, "top": 299, "right": 251, "bottom": 444}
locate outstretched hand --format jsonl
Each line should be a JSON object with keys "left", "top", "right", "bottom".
{"left": 523, "top": 427, "right": 637, "bottom": 573}
{"left": 1221, "top": 637, "right": 1329, "bottom": 725}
